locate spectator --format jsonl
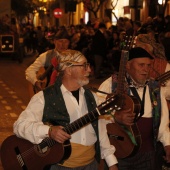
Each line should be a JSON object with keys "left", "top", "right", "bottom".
{"left": 91, "top": 22, "right": 107, "bottom": 79}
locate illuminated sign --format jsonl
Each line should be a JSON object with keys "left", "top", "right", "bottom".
{"left": 53, "top": 8, "right": 63, "bottom": 18}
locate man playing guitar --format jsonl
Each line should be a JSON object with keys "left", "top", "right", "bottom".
{"left": 26, "top": 26, "right": 70, "bottom": 98}
{"left": 97, "top": 47, "right": 170, "bottom": 170}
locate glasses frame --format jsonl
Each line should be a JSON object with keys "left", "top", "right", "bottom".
{"left": 71, "top": 63, "right": 90, "bottom": 71}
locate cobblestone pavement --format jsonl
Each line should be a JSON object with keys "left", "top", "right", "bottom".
{"left": 0, "top": 54, "right": 110, "bottom": 170}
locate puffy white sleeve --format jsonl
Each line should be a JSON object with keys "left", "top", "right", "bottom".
{"left": 13, "top": 91, "right": 50, "bottom": 144}
{"left": 25, "top": 51, "right": 47, "bottom": 85}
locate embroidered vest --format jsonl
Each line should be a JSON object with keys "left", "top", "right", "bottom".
{"left": 42, "top": 78, "right": 101, "bottom": 162}
{"left": 112, "top": 75, "right": 162, "bottom": 148}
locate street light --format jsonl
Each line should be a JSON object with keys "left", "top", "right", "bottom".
{"left": 158, "top": 0, "right": 165, "bottom": 5}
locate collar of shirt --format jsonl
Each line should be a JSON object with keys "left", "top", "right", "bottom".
{"left": 61, "top": 84, "right": 85, "bottom": 96}
{"left": 126, "top": 73, "right": 149, "bottom": 89}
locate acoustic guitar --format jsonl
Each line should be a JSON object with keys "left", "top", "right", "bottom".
{"left": 0, "top": 94, "right": 122, "bottom": 170}
{"left": 106, "top": 36, "right": 142, "bottom": 159}
{"left": 28, "top": 65, "right": 53, "bottom": 98}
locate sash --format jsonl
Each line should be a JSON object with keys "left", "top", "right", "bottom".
{"left": 61, "top": 143, "right": 95, "bottom": 168}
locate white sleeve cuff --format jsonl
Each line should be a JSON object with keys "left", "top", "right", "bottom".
{"left": 105, "top": 154, "right": 118, "bottom": 167}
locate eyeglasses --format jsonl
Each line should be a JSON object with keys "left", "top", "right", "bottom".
{"left": 71, "top": 63, "right": 90, "bottom": 71}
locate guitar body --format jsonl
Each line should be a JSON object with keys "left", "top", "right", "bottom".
{"left": 28, "top": 67, "right": 48, "bottom": 98}
{"left": 107, "top": 94, "right": 141, "bottom": 159}
{"left": 0, "top": 135, "right": 71, "bottom": 170}
{"left": 0, "top": 95, "right": 121, "bottom": 169}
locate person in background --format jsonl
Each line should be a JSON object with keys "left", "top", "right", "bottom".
{"left": 97, "top": 47, "right": 170, "bottom": 170}
{"left": 25, "top": 27, "right": 70, "bottom": 97}
{"left": 133, "top": 21, "right": 143, "bottom": 36}
{"left": 14, "top": 49, "right": 118, "bottom": 170}
{"left": 91, "top": 22, "right": 107, "bottom": 79}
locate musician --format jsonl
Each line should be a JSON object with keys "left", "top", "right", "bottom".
{"left": 97, "top": 47, "right": 170, "bottom": 170}
{"left": 14, "top": 50, "right": 118, "bottom": 170}
{"left": 25, "top": 27, "right": 70, "bottom": 95}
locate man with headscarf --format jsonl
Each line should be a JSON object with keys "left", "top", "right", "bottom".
{"left": 14, "top": 50, "right": 118, "bottom": 170}
{"left": 25, "top": 27, "right": 70, "bottom": 97}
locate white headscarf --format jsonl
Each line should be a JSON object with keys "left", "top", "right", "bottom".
{"left": 57, "top": 50, "right": 86, "bottom": 71}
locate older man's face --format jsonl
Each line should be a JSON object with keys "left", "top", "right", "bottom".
{"left": 54, "top": 39, "right": 70, "bottom": 52}
{"left": 126, "top": 58, "right": 152, "bottom": 85}
{"left": 70, "top": 59, "right": 91, "bottom": 87}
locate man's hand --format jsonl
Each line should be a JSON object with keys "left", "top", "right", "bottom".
{"left": 34, "top": 80, "right": 45, "bottom": 92}
{"left": 114, "top": 108, "right": 135, "bottom": 126}
{"left": 49, "top": 126, "right": 71, "bottom": 143}
{"left": 164, "top": 145, "right": 170, "bottom": 163}
{"left": 109, "top": 164, "right": 118, "bottom": 170}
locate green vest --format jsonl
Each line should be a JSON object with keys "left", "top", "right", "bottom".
{"left": 42, "top": 78, "right": 101, "bottom": 162}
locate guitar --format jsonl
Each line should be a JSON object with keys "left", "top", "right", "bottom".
{"left": 0, "top": 94, "right": 122, "bottom": 170}
{"left": 28, "top": 65, "right": 53, "bottom": 98}
{"left": 106, "top": 36, "right": 142, "bottom": 159}
{"left": 155, "top": 70, "right": 170, "bottom": 86}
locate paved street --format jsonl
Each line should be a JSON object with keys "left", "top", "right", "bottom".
{"left": 0, "top": 53, "right": 109, "bottom": 170}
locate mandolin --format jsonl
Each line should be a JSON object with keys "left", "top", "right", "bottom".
{"left": 106, "top": 36, "right": 142, "bottom": 159}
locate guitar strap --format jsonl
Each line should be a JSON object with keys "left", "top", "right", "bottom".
{"left": 129, "top": 86, "right": 146, "bottom": 121}
{"left": 125, "top": 75, "right": 147, "bottom": 121}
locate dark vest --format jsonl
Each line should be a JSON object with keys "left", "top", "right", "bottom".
{"left": 42, "top": 78, "right": 101, "bottom": 162}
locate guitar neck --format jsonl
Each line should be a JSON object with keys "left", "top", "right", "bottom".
{"left": 155, "top": 70, "right": 170, "bottom": 84}
{"left": 116, "top": 35, "right": 136, "bottom": 94}
{"left": 41, "top": 110, "right": 100, "bottom": 148}
{"left": 63, "top": 109, "right": 99, "bottom": 134}
{"left": 116, "top": 50, "right": 129, "bottom": 94}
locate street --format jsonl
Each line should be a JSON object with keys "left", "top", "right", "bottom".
{"left": 0, "top": 54, "right": 37, "bottom": 170}
{"left": 0, "top": 53, "right": 108, "bottom": 170}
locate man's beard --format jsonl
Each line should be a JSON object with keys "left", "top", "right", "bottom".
{"left": 77, "top": 79, "right": 89, "bottom": 86}
{"left": 136, "top": 79, "right": 146, "bottom": 86}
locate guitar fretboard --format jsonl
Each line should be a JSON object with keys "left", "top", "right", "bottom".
{"left": 64, "top": 110, "right": 99, "bottom": 134}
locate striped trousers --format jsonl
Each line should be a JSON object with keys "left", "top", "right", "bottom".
{"left": 117, "top": 151, "right": 155, "bottom": 170}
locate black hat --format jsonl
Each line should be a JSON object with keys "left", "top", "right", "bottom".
{"left": 128, "top": 47, "right": 154, "bottom": 61}
{"left": 54, "top": 29, "right": 70, "bottom": 40}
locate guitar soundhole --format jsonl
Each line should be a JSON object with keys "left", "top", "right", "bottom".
{"left": 34, "top": 145, "right": 51, "bottom": 157}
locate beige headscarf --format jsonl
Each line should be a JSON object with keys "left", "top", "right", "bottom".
{"left": 57, "top": 50, "right": 86, "bottom": 71}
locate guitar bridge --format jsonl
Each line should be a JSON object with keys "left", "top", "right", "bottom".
{"left": 37, "top": 145, "right": 49, "bottom": 154}
{"left": 15, "top": 147, "right": 28, "bottom": 170}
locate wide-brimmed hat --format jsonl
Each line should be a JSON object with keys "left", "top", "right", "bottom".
{"left": 54, "top": 29, "right": 70, "bottom": 40}
{"left": 129, "top": 47, "right": 154, "bottom": 60}
{"left": 135, "top": 34, "right": 166, "bottom": 59}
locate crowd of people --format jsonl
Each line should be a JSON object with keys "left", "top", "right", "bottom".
{"left": 6, "top": 14, "right": 170, "bottom": 170}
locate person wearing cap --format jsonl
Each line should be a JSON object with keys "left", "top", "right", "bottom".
{"left": 25, "top": 27, "right": 70, "bottom": 97}
{"left": 97, "top": 47, "right": 170, "bottom": 170}
{"left": 14, "top": 49, "right": 118, "bottom": 170}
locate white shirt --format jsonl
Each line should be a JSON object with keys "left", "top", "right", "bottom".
{"left": 97, "top": 77, "right": 170, "bottom": 147}
{"left": 13, "top": 85, "right": 118, "bottom": 167}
